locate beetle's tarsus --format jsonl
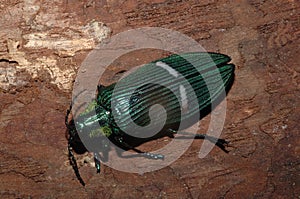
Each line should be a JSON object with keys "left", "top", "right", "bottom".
{"left": 203, "top": 135, "right": 230, "bottom": 153}
{"left": 131, "top": 147, "right": 164, "bottom": 160}
{"left": 121, "top": 152, "right": 165, "bottom": 160}
{"left": 214, "top": 138, "right": 230, "bottom": 153}
{"left": 216, "top": 138, "right": 229, "bottom": 146}
{"left": 143, "top": 152, "right": 164, "bottom": 160}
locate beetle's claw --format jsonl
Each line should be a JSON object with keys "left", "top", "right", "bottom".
{"left": 217, "top": 138, "right": 229, "bottom": 146}
{"left": 215, "top": 139, "right": 230, "bottom": 153}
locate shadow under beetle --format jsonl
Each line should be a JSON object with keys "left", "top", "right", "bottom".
{"left": 65, "top": 52, "right": 235, "bottom": 186}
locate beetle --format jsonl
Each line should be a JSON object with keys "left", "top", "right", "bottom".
{"left": 65, "top": 52, "right": 235, "bottom": 186}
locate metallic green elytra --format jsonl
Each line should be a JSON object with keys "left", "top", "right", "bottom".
{"left": 66, "top": 52, "right": 235, "bottom": 186}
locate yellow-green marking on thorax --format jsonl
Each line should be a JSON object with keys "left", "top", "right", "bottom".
{"left": 89, "top": 126, "right": 112, "bottom": 138}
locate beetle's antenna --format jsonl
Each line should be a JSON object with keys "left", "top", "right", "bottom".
{"left": 66, "top": 104, "right": 86, "bottom": 186}
{"left": 65, "top": 104, "right": 72, "bottom": 127}
{"left": 68, "top": 136, "right": 86, "bottom": 186}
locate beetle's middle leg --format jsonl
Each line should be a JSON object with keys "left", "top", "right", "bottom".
{"left": 114, "top": 136, "right": 164, "bottom": 160}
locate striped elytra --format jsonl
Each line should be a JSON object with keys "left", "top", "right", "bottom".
{"left": 66, "top": 52, "right": 235, "bottom": 186}
{"left": 97, "top": 52, "right": 234, "bottom": 132}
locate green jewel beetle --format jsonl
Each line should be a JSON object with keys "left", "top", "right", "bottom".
{"left": 66, "top": 52, "right": 235, "bottom": 186}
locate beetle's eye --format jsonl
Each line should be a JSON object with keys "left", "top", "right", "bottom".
{"left": 98, "top": 120, "right": 105, "bottom": 126}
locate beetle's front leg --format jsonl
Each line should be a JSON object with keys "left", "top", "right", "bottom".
{"left": 114, "top": 136, "right": 164, "bottom": 160}
{"left": 93, "top": 152, "right": 101, "bottom": 173}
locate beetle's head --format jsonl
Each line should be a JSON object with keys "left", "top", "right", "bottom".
{"left": 66, "top": 101, "right": 113, "bottom": 161}
{"left": 66, "top": 113, "right": 89, "bottom": 154}
{"left": 66, "top": 103, "right": 113, "bottom": 186}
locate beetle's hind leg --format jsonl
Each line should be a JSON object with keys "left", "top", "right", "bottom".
{"left": 169, "top": 130, "right": 229, "bottom": 153}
